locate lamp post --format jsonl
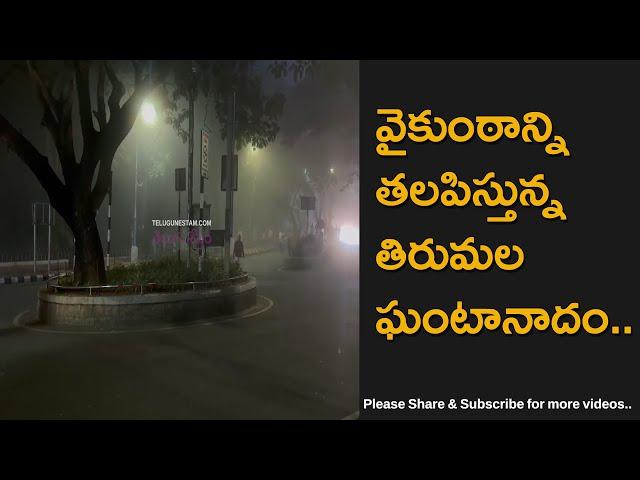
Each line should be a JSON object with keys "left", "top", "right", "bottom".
{"left": 223, "top": 93, "right": 236, "bottom": 278}
{"left": 248, "top": 147, "right": 260, "bottom": 243}
{"left": 131, "top": 100, "right": 157, "bottom": 264}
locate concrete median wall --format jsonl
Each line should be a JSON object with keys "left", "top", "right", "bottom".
{"left": 38, "top": 277, "right": 257, "bottom": 331}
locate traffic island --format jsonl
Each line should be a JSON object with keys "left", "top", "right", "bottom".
{"left": 36, "top": 257, "right": 257, "bottom": 331}
{"left": 38, "top": 275, "right": 257, "bottom": 332}
{"left": 283, "top": 234, "right": 323, "bottom": 270}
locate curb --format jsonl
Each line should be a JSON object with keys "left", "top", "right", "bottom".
{"left": 0, "top": 273, "right": 50, "bottom": 285}
{"left": 0, "top": 310, "right": 30, "bottom": 334}
{"left": 38, "top": 277, "right": 258, "bottom": 332}
{"left": 244, "top": 247, "right": 276, "bottom": 256}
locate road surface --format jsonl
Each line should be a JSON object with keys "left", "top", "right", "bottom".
{"left": 0, "top": 246, "right": 358, "bottom": 419}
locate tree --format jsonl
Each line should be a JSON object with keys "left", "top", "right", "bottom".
{"left": 163, "top": 60, "right": 306, "bottom": 149}
{"left": 0, "top": 60, "right": 168, "bottom": 285}
{"left": 0, "top": 60, "right": 310, "bottom": 285}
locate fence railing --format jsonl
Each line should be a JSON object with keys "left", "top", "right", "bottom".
{"left": 46, "top": 272, "right": 250, "bottom": 296}
{"left": 1, "top": 240, "right": 278, "bottom": 269}
{"left": 0, "top": 251, "right": 71, "bottom": 264}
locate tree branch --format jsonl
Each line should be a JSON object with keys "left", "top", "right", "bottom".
{"left": 94, "top": 62, "right": 107, "bottom": 130}
{"left": 27, "top": 61, "right": 59, "bottom": 124}
{"left": 0, "top": 112, "right": 71, "bottom": 217}
{"left": 28, "top": 62, "right": 78, "bottom": 187}
{"left": 90, "top": 83, "right": 151, "bottom": 212}
{"left": 90, "top": 63, "right": 167, "bottom": 211}
{"left": 74, "top": 61, "right": 96, "bottom": 156}
{"left": 104, "top": 61, "right": 125, "bottom": 113}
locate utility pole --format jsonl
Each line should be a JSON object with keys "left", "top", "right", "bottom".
{"left": 223, "top": 92, "right": 236, "bottom": 277}
{"left": 131, "top": 134, "right": 139, "bottom": 263}
{"left": 198, "top": 154, "right": 205, "bottom": 273}
{"left": 187, "top": 61, "right": 196, "bottom": 267}
{"left": 177, "top": 189, "right": 181, "bottom": 261}
{"left": 198, "top": 128, "right": 210, "bottom": 273}
{"left": 175, "top": 167, "right": 186, "bottom": 262}
{"left": 32, "top": 203, "right": 36, "bottom": 273}
{"left": 47, "top": 203, "right": 51, "bottom": 276}
{"left": 106, "top": 170, "right": 112, "bottom": 270}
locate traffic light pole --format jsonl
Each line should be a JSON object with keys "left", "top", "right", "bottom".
{"left": 177, "top": 190, "right": 181, "bottom": 261}
{"left": 106, "top": 171, "right": 112, "bottom": 271}
{"left": 187, "top": 63, "right": 196, "bottom": 267}
{"left": 223, "top": 92, "right": 236, "bottom": 277}
{"left": 198, "top": 175, "right": 204, "bottom": 273}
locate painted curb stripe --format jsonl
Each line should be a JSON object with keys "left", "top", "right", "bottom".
{"left": 0, "top": 274, "right": 50, "bottom": 285}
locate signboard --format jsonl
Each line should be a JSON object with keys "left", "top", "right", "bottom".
{"left": 190, "top": 202, "right": 211, "bottom": 220}
{"left": 201, "top": 130, "right": 209, "bottom": 179}
{"left": 300, "top": 195, "right": 316, "bottom": 211}
{"left": 175, "top": 168, "right": 186, "bottom": 192}
{"left": 209, "top": 229, "right": 226, "bottom": 247}
{"left": 221, "top": 155, "right": 238, "bottom": 191}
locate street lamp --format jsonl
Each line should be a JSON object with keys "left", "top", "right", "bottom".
{"left": 131, "top": 100, "right": 157, "bottom": 264}
{"left": 248, "top": 147, "right": 260, "bottom": 243}
{"left": 329, "top": 167, "right": 335, "bottom": 174}
{"left": 141, "top": 101, "right": 157, "bottom": 125}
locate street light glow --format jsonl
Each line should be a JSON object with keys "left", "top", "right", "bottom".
{"left": 330, "top": 167, "right": 335, "bottom": 174}
{"left": 141, "top": 101, "right": 157, "bottom": 125}
{"left": 339, "top": 225, "right": 359, "bottom": 246}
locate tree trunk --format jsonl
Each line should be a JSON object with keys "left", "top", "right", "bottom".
{"left": 72, "top": 212, "right": 106, "bottom": 286}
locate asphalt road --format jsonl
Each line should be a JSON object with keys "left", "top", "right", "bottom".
{"left": 0, "top": 282, "right": 41, "bottom": 329}
{"left": 0, "top": 246, "right": 359, "bottom": 419}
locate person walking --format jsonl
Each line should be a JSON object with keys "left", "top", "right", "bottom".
{"left": 233, "top": 233, "right": 245, "bottom": 261}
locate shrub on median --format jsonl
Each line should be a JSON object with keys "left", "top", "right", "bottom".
{"left": 59, "top": 257, "right": 243, "bottom": 286}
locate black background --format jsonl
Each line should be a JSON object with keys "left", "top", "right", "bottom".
{"left": 360, "top": 60, "right": 639, "bottom": 419}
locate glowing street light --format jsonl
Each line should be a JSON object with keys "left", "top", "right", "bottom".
{"left": 141, "top": 101, "right": 157, "bottom": 125}
{"left": 131, "top": 100, "right": 157, "bottom": 263}
{"left": 339, "top": 224, "right": 359, "bottom": 246}
{"left": 329, "top": 167, "right": 335, "bottom": 174}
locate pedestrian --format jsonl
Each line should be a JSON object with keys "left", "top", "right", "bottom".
{"left": 316, "top": 216, "right": 325, "bottom": 242}
{"left": 278, "top": 232, "right": 286, "bottom": 253}
{"left": 233, "top": 234, "right": 245, "bottom": 261}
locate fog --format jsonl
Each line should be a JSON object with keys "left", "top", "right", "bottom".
{"left": 0, "top": 60, "right": 359, "bottom": 261}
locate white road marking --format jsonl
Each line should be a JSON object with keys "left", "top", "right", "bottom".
{"left": 11, "top": 310, "right": 32, "bottom": 328}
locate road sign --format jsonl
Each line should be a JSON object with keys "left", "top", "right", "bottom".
{"left": 221, "top": 155, "right": 238, "bottom": 191}
{"left": 190, "top": 202, "right": 211, "bottom": 220}
{"left": 175, "top": 168, "right": 186, "bottom": 191}
{"left": 201, "top": 130, "right": 209, "bottom": 179}
{"left": 300, "top": 195, "right": 316, "bottom": 211}
{"left": 209, "top": 229, "right": 226, "bottom": 247}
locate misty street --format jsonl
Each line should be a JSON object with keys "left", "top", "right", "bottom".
{"left": 1, "top": 60, "right": 358, "bottom": 420}
{"left": 0, "top": 248, "right": 358, "bottom": 419}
